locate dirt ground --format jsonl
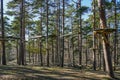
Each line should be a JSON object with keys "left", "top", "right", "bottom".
{"left": 0, "top": 65, "right": 120, "bottom": 80}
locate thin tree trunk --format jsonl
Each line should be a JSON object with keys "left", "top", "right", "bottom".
{"left": 37, "top": 40, "right": 40, "bottom": 64}
{"left": 1, "top": 0, "right": 6, "bottom": 65}
{"left": 16, "top": 40, "right": 19, "bottom": 64}
{"left": 113, "top": 0, "right": 117, "bottom": 70}
{"left": 22, "top": 0, "right": 25, "bottom": 65}
{"left": 98, "top": 36, "right": 102, "bottom": 70}
{"left": 32, "top": 40, "right": 34, "bottom": 64}
{"left": 40, "top": 6, "right": 43, "bottom": 66}
{"left": 103, "top": 54, "right": 106, "bottom": 71}
{"left": 19, "top": 0, "right": 25, "bottom": 65}
{"left": 78, "top": 0, "right": 82, "bottom": 65}
{"left": 28, "top": 42, "right": 31, "bottom": 64}
{"left": 68, "top": 38, "right": 71, "bottom": 66}
{"left": 55, "top": 0, "right": 60, "bottom": 66}
{"left": 72, "top": 43, "right": 75, "bottom": 66}
{"left": 71, "top": 17, "right": 75, "bottom": 67}
{"left": 93, "top": 0, "right": 96, "bottom": 70}
{"left": 51, "top": 39, "right": 54, "bottom": 65}
{"left": 46, "top": 0, "right": 49, "bottom": 67}
{"left": 85, "top": 37, "right": 88, "bottom": 66}
{"left": 40, "top": 40, "right": 43, "bottom": 66}
{"left": 61, "top": 0, "right": 65, "bottom": 67}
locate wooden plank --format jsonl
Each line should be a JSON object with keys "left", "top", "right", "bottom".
{"left": 94, "top": 28, "right": 116, "bottom": 34}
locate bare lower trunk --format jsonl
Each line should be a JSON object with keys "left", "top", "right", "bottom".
{"left": 103, "top": 36, "right": 114, "bottom": 77}
{"left": 40, "top": 41, "right": 43, "bottom": 66}
{"left": 72, "top": 44, "right": 75, "bottom": 66}
{"left": 51, "top": 39, "right": 54, "bottom": 65}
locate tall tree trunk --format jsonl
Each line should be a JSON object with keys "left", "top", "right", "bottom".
{"left": 113, "top": 0, "right": 117, "bottom": 70}
{"left": 19, "top": 0, "right": 25, "bottom": 65}
{"left": 93, "top": 0, "right": 96, "bottom": 70}
{"left": 97, "top": 0, "right": 114, "bottom": 78}
{"left": 78, "top": 0, "right": 82, "bottom": 65}
{"left": 46, "top": 0, "right": 49, "bottom": 67}
{"left": 40, "top": 6, "right": 43, "bottom": 66}
{"left": 1, "top": 0, "right": 6, "bottom": 65}
{"left": 61, "top": 0, "right": 65, "bottom": 67}
{"left": 55, "top": 0, "right": 60, "bottom": 66}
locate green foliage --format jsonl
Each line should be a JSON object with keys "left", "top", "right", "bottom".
{"left": 104, "top": 0, "right": 113, "bottom": 9}
{"left": 7, "top": 1, "right": 19, "bottom": 9}
{"left": 6, "top": 11, "right": 17, "bottom": 16}
{"left": 76, "top": 6, "right": 89, "bottom": 15}
{"left": 26, "top": 44, "right": 39, "bottom": 54}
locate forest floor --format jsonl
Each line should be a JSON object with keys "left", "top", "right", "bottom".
{"left": 0, "top": 65, "right": 120, "bottom": 80}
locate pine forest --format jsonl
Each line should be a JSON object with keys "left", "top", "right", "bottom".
{"left": 0, "top": 0, "right": 120, "bottom": 80}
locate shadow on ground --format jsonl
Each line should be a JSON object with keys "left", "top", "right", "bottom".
{"left": 0, "top": 65, "right": 119, "bottom": 80}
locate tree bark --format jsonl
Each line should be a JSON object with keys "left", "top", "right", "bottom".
{"left": 98, "top": 36, "right": 102, "bottom": 70}
{"left": 51, "top": 39, "right": 54, "bottom": 65}
{"left": 71, "top": 19, "right": 75, "bottom": 67}
{"left": 85, "top": 37, "right": 88, "bottom": 66}
{"left": 113, "top": 0, "right": 117, "bottom": 70}
{"left": 68, "top": 38, "right": 71, "bottom": 66}
{"left": 61, "top": 0, "right": 65, "bottom": 67}
{"left": 16, "top": 40, "right": 19, "bottom": 64}
{"left": 1, "top": 0, "right": 6, "bottom": 65}
{"left": 40, "top": 40, "right": 43, "bottom": 66}
{"left": 93, "top": 0, "right": 96, "bottom": 70}
{"left": 97, "top": 0, "right": 114, "bottom": 78}
{"left": 46, "top": 0, "right": 49, "bottom": 67}
{"left": 40, "top": 6, "right": 43, "bottom": 66}
{"left": 72, "top": 43, "right": 75, "bottom": 66}
{"left": 28, "top": 41, "right": 31, "bottom": 64}
{"left": 78, "top": 0, "right": 82, "bottom": 65}
{"left": 19, "top": 0, "right": 25, "bottom": 65}
{"left": 55, "top": 0, "right": 60, "bottom": 66}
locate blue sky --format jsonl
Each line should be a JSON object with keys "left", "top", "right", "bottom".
{"left": 4, "top": 0, "right": 12, "bottom": 12}
{"left": 82, "top": 0, "right": 92, "bottom": 20}
{"left": 82, "top": 0, "right": 92, "bottom": 7}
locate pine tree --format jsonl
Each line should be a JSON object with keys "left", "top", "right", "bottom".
{"left": 1, "top": 0, "right": 6, "bottom": 65}
{"left": 97, "top": 0, "right": 114, "bottom": 78}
